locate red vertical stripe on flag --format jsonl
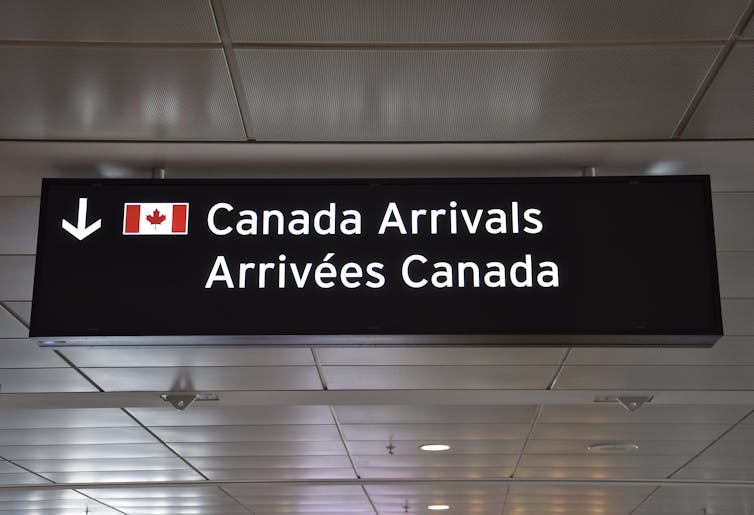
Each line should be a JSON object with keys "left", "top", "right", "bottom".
{"left": 124, "top": 205, "right": 141, "bottom": 233}
{"left": 172, "top": 204, "right": 188, "bottom": 233}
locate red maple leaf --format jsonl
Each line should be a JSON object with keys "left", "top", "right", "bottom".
{"left": 146, "top": 208, "right": 167, "bottom": 226}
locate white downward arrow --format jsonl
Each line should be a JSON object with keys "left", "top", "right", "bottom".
{"left": 61, "top": 198, "right": 102, "bottom": 241}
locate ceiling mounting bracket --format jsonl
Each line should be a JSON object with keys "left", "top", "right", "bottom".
{"left": 594, "top": 394, "right": 654, "bottom": 412}
{"left": 160, "top": 392, "right": 219, "bottom": 411}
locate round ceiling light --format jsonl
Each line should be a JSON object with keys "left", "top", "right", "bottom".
{"left": 587, "top": 442, "right": 640, "bottom": 454}
{"left": 420, "top": 444, "right": 451, "bottom": 452}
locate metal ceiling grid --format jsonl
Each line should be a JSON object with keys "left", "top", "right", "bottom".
{"left": 234, "top": 47, "right": 719, "bottom": 141}
{"left": 222, "top": 0, "right": 746, "bottom": 42}
{"left": 684, "top": 44, "right": 754, "bottom": 138}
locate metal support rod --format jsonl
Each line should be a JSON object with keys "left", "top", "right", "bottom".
{"left": 4, "top": 477, "right": 754, "bottom": 492}
{"left": 582, "top": 166, "right": 597, "bottom": 177}
{"left": 151, "top": 167, "right": 166, "bottom": 179}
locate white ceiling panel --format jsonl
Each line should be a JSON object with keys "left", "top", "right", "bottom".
{"left": 187, "top": 455, "right": 352, "bottom": 469}
{"left": 341, "top": 423, "right": 531, "bottom": 441}
{"left": 150, "top": 424, "right": 341, "bottom": 443}
{"left": 531, "top": 422, "right": 729, "bottom": 441}
{"left": 0, "top": 443, "right": 174, "bottom": 461}
{"left": 0, "top": 368, "right": 97, "bottom": 393}
{"left": 539, "top": 405, "right": 749, "bottom": 424}
{"left": 236, "top": 47, "right": 718, "bottom": 141}
{"left": 130, "top": 406, "right": 333, "bottom": 427}
{"left": 0, "top": 0, "right": 218, "bottom": 42}
{"left": 554, "top": 364, "right": 754, "bottom": 390}
{"left": 0, "top": 339, "right": 63, "bottom": 367}
{"left": 334, "top": 405, "right": 537, "bottom": 424}
{"left": 317, "top": 347, "right": 565, "bottom": 365}
{"left": 684, "top": 45, "right": 754, "bottom": 139}
{"left": 42, "top": 469, "right": 204, "bottom": 483}
{"left": 170, "top": 440, "right": 347, "bottom": 457}
{"left": 0, "top": 308, "right": 28, "bottom": 339}
{"left": 0, "top": 427, "right": 156, "bottom": 446}
{"left": 0, "top": 409, "right": 135, "bottom": 429}
{"left": 353, "top": 454, "right": 518, "bottom": 469}
{"left": 62, "top": 346, "right": 314, "bottom": 367}
{"left": 0, "top": 256, "right": 33, "bottom": 301}
{"left": 723, "top": 299, "right": 754, "bottom": 335}
{"left": 713, "top": 193, "right": 754, "bottom": 251}
{"left": 518, "top": 454, "right": 687, "bottom": 469}
{"left": 347, "top": 439, "right": 525, "bottom": 456}
{"left": 525, "top": 439, "right": 706, "bottom": 456}
{"left": 515, "top": 466, "right": 677, "bottom": 478}
{"left": 205, "top": 467, "right": 356, "bottom": 480}
{"left": 80, "top": 485, "right": 226, "bottom": 499}
{"left": 567, "top": 336, "right": 754, "bottom": 365}
{"left": 0, "top": 47, "right": 245, "bottom": 141}
{"left": 17, "top": 457, "right": 190, "bottom": 473}
{"left": 2, "top": 303, "right": 30, "bottom": 327}
{"left": 634, "top": 486, "right": 754, "bottom": 514}
{"left": 224, "top": 0, "right": 745, "bottom": 42}
{"left": 360, "top": 466, "right": 514, "bottom": 479}
{"left": 83, "top": 366, "right": 322, "bottom": 391}
{"left": 718, "top": 252, "right": 754, "bottom": 298}
{"left": 0, "top": 197, "right": 38, "bottom": 254}
{"left": 323, "top": 365, "right": 556, "bottom": 389}
{"left": 0, "top": 472, "right": 49, "bottom": 485}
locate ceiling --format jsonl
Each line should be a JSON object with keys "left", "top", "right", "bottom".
{"left": 0, "top": 1, "right": 754, "bottom": 514}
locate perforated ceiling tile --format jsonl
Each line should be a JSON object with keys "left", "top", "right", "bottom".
{"left": 0, "top": 47, "right": 245, "bottom": 141}
{"left": 0, "top": 368, "right": 98, "bottom": 393}
{"left": 0, "top": 255, "right": 34, "bottom": 301}
{"left": 554, "top": 365, "right": 754, "bottom": 390}
{"left": 714, "top": 193, "right": 754, "bottom": 251}
{"left": 0, "top": 0, "right": 219, "bottom": 42}
{"left": 83, "top": 366, "right": 322, "bottom": 391}
{"left": 0, "top": 197, "right": 39, "bottom": 254}
{"left": 323, "top": 365, "right": 556, "bottom": 389}
{"left": 224, "top": 0, "right": 746, "bottom": 42}
{"left": 236, "top": 47, "right": 718, "bottom": 141}
{"left": 0, "top": 339, "right": 66, "bottom": 367}
{"left": 684, "top": 45, "right": 754, "bottom": 138}
{"left": 62, "top": 346, "right": 313, "bottom": 367}
{"left": 0, "top": 306, "right": 29, "bottom": 338}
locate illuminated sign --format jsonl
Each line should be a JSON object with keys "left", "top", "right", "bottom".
{"left": 31, "top": 177, "right": 722, "bottom": 346}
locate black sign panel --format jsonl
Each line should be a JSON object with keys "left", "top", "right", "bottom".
{"left": 31, "top": 176, "right": 722, "bottom": 346}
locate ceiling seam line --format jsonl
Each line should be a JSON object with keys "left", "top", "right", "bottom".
{"left": 0, "top": 455, "right": 55, "bottom": 484}
{"left": 671, "top": 0, "right": 754, "bottom": 138}
{"left": 209, "top": 0, "right": 257, "bottom": 141}
{"left": 327, "top": 405, "right": 380, "bottom": 513}
{"left": 70, "top": 489, "right": 130, "bottom": 515}
{"left": 216, "top": 485, "right": 258, "bottom": 515}
{"left": 665, "top": 408, "right": 754, "bottom": 478}
{"left": 0, "top": 301, "right": 29, "bottom": 329}
{"left": 10, "top": 476, "right": 754, "bottom": 489}
{"left": 627, "top": 485, "right": 662, "bottom": 515}
{"left": 508, "top": 404, "right": 544, "bottom": 478}
{"left": 230, "top": 40, "right": 728, "bottom": 50}
{"left": 0, "top": 40, "right": 223, "bottom": 49}
{"left": 311, "top": 348, "right": 329, "bottom": 390}
{"left": 498, "top": 484, "right": 511, "bottom": 515}
{"left": 53, "top": 351, "right": 105, "bottom": 393}
{"left": 118, "top": 408, "right": 211, "bottom": 481}
{"left": 2, "top": 137, "right": 754, "bottom": 144}
{"left": 545, "top": 348, "right": 571, "bottom": 390}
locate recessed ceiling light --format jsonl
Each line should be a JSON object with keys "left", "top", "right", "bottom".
{"left": 587, "top": 442, "right": 640, "bottom": 454}
{"left": 428, "top": 505, "right": 450, "bottom": 510}
{"left": 420, "top": 444, "right": 451, "bottom": 452}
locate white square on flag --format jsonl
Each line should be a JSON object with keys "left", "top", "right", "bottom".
{"left": 123, "top": 203, "right": 189, "bottom": 235}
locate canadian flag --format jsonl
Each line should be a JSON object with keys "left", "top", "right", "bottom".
{"left": 123, "top": 203, "right": 189, "bottom": 235}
